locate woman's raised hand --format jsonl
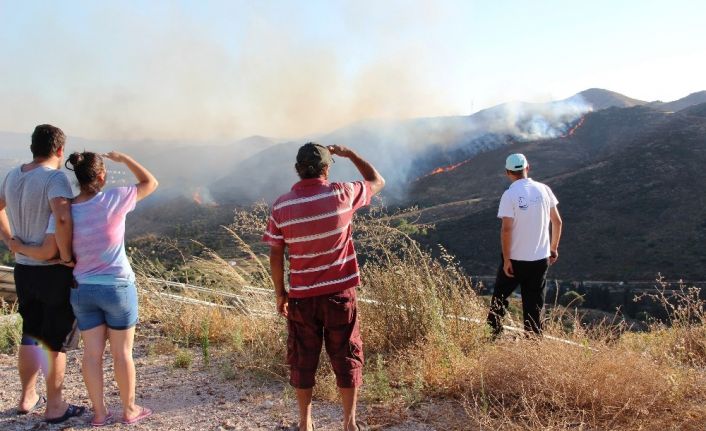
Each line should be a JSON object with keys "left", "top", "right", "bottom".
{"left": 102, "top": 151, "right": 128, "bottom": 163}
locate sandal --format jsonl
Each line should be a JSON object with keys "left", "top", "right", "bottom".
{"left": 17, "top": 395, "right": 46, "bottom": 415}
{"left": 122, "top": 406, "right": 153, "bottom": 425}
{"left": 356, "top": 421, "right": 370, "bottom": 431}
{"left": 45, "top": 404, "right": 86, "bottom": 424}
{"left": 91, "top": 411, "right": 114, "bottom": 427}
{"left": 287, "top": 423, "right": 315, "bottom": 431}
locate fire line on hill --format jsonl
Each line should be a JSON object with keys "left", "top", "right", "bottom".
{"left": 416, "top": 116, "right": 588, "bottom": 181}
{"left": 562, "top": 116, "right": 586, "bottom": 138}
{"left": 415, "top": 159, "right": 473, "bottom": 181}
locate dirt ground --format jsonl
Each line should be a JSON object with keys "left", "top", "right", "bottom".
{"left": 0, "top": 338, "right": 458, "bottom": 431}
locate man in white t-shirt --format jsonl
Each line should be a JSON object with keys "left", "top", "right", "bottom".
{"left": 486, "top": 153, "right": 563, "bottom": 336}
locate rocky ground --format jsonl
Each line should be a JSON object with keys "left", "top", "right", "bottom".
{"left": 0, "top": 337, "right": 458, "bottom": 430}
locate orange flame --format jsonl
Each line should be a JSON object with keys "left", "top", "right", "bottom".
{"left": 192, "top": 188, "right": 219, "bottom": 207}
{"left": 192, "top": 191, "right": 203, "bottom": 205}
{"left": 562, "top": 116, "right": 585, "bottom": 138}
{"left": 416, "top": 158, "right": 472, "bottom": 181}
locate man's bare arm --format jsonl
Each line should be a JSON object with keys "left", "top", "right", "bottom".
{"left": 49, "top": 197, "right": 73, "bottom": 262}
{"left": 549, "top": 206, "right": 563, "bottom": 265}
{"left": 327, "top": 145, "right": 386, "bottom": 195}
{"left": 0, "top": 198, "right": 10, "bottom": 247}
{"left": 501, "top": 217, "right": 514, "bottom": 277}
{"left": 269, "top": 244, "right": 288, "bottom": 317}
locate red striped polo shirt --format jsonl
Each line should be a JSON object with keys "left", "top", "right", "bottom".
{"left": 263, "top": 178, "right": 372, "bottom": 298}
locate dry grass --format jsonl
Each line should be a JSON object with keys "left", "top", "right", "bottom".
{"left": 133, "top": 220, "right": 289, "bottom": 382}
{"left": 626, "top": 277, "right": 706, "bottom": 368}
{"left": 0, "top": 299, "right": 21, "bottom": 354}
{"left": 130, "top": 207, "right": 706, "bottom": 430}
{"left": 433, "top": 339, "right": 705, "bottom": 430}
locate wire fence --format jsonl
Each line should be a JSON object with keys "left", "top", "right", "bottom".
{"left": 1, "top": 265, "right": 596, "bottom": 350}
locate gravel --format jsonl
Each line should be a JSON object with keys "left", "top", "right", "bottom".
{"left": 0, "top": 340, "right": 446, "bottom": 430}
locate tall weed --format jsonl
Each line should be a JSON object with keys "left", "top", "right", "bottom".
{"left": 131, "top": 206, "right": 706, "bottom": 430}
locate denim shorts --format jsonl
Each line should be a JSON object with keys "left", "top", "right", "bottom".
{"left": 70, "top": 282, "right": 138, "bottom": 331}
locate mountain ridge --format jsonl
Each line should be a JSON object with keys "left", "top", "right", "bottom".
{"left": 408, "top": 103, "right": 706, "bottom": 279}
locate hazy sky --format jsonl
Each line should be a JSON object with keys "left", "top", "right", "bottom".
{"left": 1, "top": 0, "right": 704, "bottom": 140}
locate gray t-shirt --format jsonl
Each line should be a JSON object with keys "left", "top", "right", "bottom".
{"left": 0, "top": 165, "right": 74, "bottom": 266}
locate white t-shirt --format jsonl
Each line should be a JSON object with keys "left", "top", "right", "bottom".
{"left": 497, "top": 178, "right": 558, "bottom": 261}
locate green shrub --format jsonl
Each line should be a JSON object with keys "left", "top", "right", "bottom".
{"left": 173, "top": 349, "right": 193, "bottom": 369}
{"left": 0, "top": 318, "right": 22, "bottom": 354}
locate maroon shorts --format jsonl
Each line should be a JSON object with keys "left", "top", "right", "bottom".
{"left": 287, "top": 287, "right": 364, "bottom": 389}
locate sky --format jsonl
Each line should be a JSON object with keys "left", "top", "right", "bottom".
{"left": 0, "top": 0, "right": 704, "bottom": 141}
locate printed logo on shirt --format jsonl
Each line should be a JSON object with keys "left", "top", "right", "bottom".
{"left": 518, "top": 195, "right": 545, "bottom": 211}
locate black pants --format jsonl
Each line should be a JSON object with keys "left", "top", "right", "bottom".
{"left": 487, "top": 256, "right": 549, "bottom": 335}
{"left": 14, "top": 264, "right": 75, "bottom": 352}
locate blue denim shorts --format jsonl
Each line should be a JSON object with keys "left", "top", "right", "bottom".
{"left": 70, "top": 282, "right": 139, "bottom": 331}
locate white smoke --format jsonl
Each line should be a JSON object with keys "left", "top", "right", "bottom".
{"left": 0, "top": 2, "right": 455, "bottom": 142}
{"left": 307, "top": 94, "right": 594, "bottom": 196}
{"left": 486, "top": 95, "right": 593, "bottom": 140}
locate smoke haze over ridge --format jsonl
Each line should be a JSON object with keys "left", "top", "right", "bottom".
{"left": 0, "top": 2, "right": 456, "bottom": 141}
{"left": 1, "top": 1, "right": 705, "bottom": 141}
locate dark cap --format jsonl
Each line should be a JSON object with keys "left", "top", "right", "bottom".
{"left": 296, "top": 142, "right": 333, "bottom": 166}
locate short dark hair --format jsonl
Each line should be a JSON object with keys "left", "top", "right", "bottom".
{"left": 295, "top": 162, "right": 327, "bottom": 179}
{"left": 66, "top": 152, "right": 105, "bottom": 193}
{"left": 506, "top": 169, "right": 527, "bottom": 179}
{"left": 31, "top": 124, "right": 66, "bottom": 158}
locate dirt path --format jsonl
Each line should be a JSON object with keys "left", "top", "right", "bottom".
{"left": 0, "top": 340, "right": 448, "bottom": 430}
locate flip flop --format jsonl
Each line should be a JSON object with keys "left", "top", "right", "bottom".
{"left": 91, "top": 411, "right": 114, "bottom": 427}
{"left": 356, "top": 421, "right": 370, "bottom": 431}
{"left": 286, "top": 423, "right": 315, "bottom": 431}
{"left": 122, "top": 406, "right": 153, "bottom": 425}
{"left": 17, "top": 395, "right": 46, "bottom": 415}
{"left": 45, "top": 404, "right": 86, "bottom": 424}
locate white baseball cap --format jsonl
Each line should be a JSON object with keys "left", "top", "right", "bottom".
{"left": 505, "top": 153, "right": 528, "bottom": 171}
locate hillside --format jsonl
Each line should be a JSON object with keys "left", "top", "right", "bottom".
{"left": 409, "top": 104, "right": 706, "bottom": 279}
{"left": 6, "top": 89, "right": 705, "bottom": 281}
{"left": 569, "top": 88, "right": 647, "bottom": 110}
{"left": 130, "top": 91, "right": 706, "bottom": 280}
{"left": 651, "top": 91, "right": 706, "bottom": 112}
{"left": 407, "top": 106, "right": 669, "bottom": 207}
{"left": 211, "top": 88, "right": 635, "bottom": 204}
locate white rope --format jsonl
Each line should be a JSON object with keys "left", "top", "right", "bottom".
{"left": 2, "top": 266, "right": 596, "bottom": 349}
{"left": 0, "top": 313, "right": 20, "bottom": 325}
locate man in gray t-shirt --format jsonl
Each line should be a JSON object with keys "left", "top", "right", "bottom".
{"left": 0, "top": 124, "right": 85, "bottom": 423}
{"left": 1, "top": 166, "right": 73, "bottom": 265}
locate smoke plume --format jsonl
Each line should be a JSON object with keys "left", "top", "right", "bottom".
{"left": 0, "top": 2, "right": 453, "bottom": 141}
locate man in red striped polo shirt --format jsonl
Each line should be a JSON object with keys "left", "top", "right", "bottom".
{"left": 264, "top": 142, "right": 385, "bottom": 431}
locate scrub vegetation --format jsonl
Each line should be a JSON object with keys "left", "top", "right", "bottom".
{"left": 131, "top": 207, "right": 706, "bottom": 430}
{"left": 0, "top": 300, "right": 21, "bottom": 354}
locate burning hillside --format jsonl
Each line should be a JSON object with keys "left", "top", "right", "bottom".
{"left": 192, "top": 187, "right": 219, "bottom": 207}
{"left": 414, "top": 114, "right": 589, "bottom": 181}
{"left": 416, "top": 158, "right": 473, "bottom": 181}
{"left": 562, "top": 116, "right": 586, "bottom": 138}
